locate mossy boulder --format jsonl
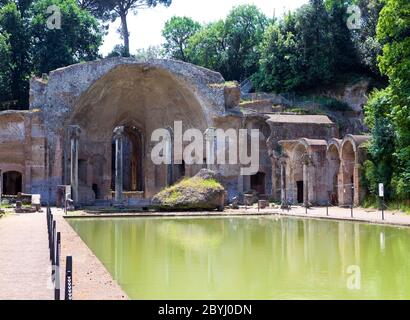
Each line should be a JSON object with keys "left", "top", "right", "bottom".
{"left": 152, "top": 171, "right": 225, "bottom": 211}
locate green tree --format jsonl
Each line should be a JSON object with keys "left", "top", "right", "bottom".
{"left": 186, "top": 20, "right": 228, "bottom": 76}
{"left": 77, "top": 0, "right": 114, "bottom": 20}
{"left": 84, "top": 0, "right": 172, "bottom": 57}
{"left": 295, "top": 0, "right": 335, "bottom": 86}
{"left": 376, "top": 0, "right": 410, "bottom": 199}
{"left": 135, "top": 45, "right": 162, "bottom": 60}
{"left": 327, "top": 0, "right": 359, "bottom": 73}
{"left": 162, "top": 16, "right": 201, "bottom": 62}
{"left": 106, "top": 44, "right": 129, "bottom": 57}
{"left": 223, "top": 4, "right": 269, "bottom": 81}
{"left": 30, "top": 0, "right": 103, "bottom": 75}
{"left": 352, "top": 0, "right": 384, "bottom": 76}
{"left": 364, "top": 88, "right": 396, "bottom": 199}
{"left": 186, "top": 4, "right": 269, "bottom": 81}
{"left": 255, "top": 0, "right": 339, "bottom": 92}
{"left": 253, "top": 14, "right": 304, "bottom": 92}
{"left": 0, "top": 31, "right": 12, "bottom": 107}
{"left": 0, "top": 1, "right": 31, "bottom": 108}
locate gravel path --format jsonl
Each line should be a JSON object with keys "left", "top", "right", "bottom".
{"left": 0, "top": 212, "right": 53, "bottom": 300}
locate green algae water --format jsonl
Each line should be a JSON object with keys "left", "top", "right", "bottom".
{"left": 68, "top": 216, "right": 410, "bottom": 300}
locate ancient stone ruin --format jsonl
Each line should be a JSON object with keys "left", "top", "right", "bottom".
{"left": 0, "top": 57, "right": 370, "bottom": 207}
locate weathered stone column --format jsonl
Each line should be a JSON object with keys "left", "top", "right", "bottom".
{"left": 303, "top": 163, "right": 308, "bottom": 206}
{"left": 113, "top": 126, "right": 124, "bottom": 203}
{"left": 205, "top": 128, "right": 217, "bottom": 170}
{"left": 280, "top": 159, "right": 287, "bottom": 207}
{"left": 165, "top": 127, "right": 174, "bottom": 187}
{"left": 354, "top": 163, "right": 360, "bottom": 206}
{"left": 301, "top": 154, "right": 311, "bottom": 207}
{"left": 0, "top": 169, "right": 2, "bottom": 203}
{"left": 69, "top": 125, "right": 81, "bottom": 205}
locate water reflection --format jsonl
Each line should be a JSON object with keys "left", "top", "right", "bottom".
{"left": 69, "top": 217, "right": 410, "bottom": 300}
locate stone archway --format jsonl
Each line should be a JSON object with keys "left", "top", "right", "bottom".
{"left": 66, "top": 64, "right": 210, "bottom": 202}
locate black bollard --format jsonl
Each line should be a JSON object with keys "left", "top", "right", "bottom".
{"left": 351, "top": 185, "right": 354, "bottom": 218}
{"left": 51, "top": 220, "right": 56, "bottom": 266}
{"left": 55, "top": 232, "right": 61, "bottom": 300}
{"left": 65, "top": 256, "right": 73, "bottom": 300}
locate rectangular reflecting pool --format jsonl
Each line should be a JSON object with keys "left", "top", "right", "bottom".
{"left": 68, "top": 216, "right": 410, "bottom": 299}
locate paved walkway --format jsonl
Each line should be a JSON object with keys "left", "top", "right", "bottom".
{"left": 54, "top": 210, "right": 128, "bottom": 300}
{"left": 66, "top": 206, "right": 410, "bottom": 227}
{"left": 228, "top": 206, "right": 410, "bottom": 227}
{"left": 0, "top": 212, "right": 53, "bottom": 300}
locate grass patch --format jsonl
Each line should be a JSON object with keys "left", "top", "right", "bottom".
{"left": 294, "top": 95, "right": 352, "bottom": 112}
{"left": 287, "top": 107, "right": 327, "bottom": 115}
{"left": 362, "top": 196, "right": 410, "bottom": 214}
{"left": 170, "top": 177, "right": 223, "bottom": 193}
{"left": 153, "top": 177, "right": 225, "bottom": 211}
{"left": 209, "top": 81, "right": 238, "bottom": 89}
{"left": 224, "top": 81, "right": 238, "bottom": 88}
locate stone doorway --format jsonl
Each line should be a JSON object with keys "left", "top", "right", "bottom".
{"left": 297, "top": 181, "right": 304, "bottom": 204}
{"left": 111, "top": 126, "right": 144, "bottom": 192}
{"left": 251, "top": 172, "right": 266, "bottom": 194}
{"left": 2, "top": 171, "right": 22, "bottom": 195}
{"left": 332, "top": 174, "right": 339, "bottom": 205}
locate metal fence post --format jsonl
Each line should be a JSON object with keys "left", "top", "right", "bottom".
{"left": 65, "top": 256, "right": 73, "bottom": 300}
{"left": 51, "top": 220, "right": 56, "bottom": 267}
{"left": 55, "top": 232, "right": 61, "bottom": 300}
{"left": 351, "top": 185, "right": 354, "bottom": 218}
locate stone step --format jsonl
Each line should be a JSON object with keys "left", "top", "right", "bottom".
{"left": 92, "top": 199, "right": 152, "bottom": 208}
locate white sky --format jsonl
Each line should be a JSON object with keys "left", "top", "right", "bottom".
{"left": 100, "top": 0, "right": 308, "bottom": 55}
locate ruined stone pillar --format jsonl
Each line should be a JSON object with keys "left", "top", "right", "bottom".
{"left": 69, "top": 125, "right": 81, "bottom": 205}
{"left": 113, "top": 126, "right": 124, "bottom": 203}
{"left": 0, "top": 169, "right": 2, "bottom": 203}
{"left": 237, "top": 175, "right": 244, "bottom": 194}
{"left": 303, "top": 162, "right": 309, "bottom": 207}
{"left": 301, "top": 154, "right": 312, "bottom": 207}
{"left": 354, "top": 163, "right": 360, "bottom": 206}
{"left": 165, "top": 127, "right": 174, "bottom": 187}
{"left": 280, "top": 159, "right": 287, "bottom": 206}
{"left": 205, "top": 128, "right": 217, "bottom": 170}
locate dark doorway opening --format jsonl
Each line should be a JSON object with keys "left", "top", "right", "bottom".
{"left": 297, "top": 180, "right": 304, "bottom": 204}
{"left": 251, "top": 172, "right": 266, "bottom": 194}
{"left": 174, "top": 160, "right": 186, "bottom": 182}
{"left": 92, "top": 183, "right": 99, "bottom": 199}
{"left": 111, "top": 126, "right": 144, "bottom": 192}
{"left": 331, "top": 174, "right": 339, "bottom": 205}
{"left": 2, "top": 171, "right": 22, "bottom": 195}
